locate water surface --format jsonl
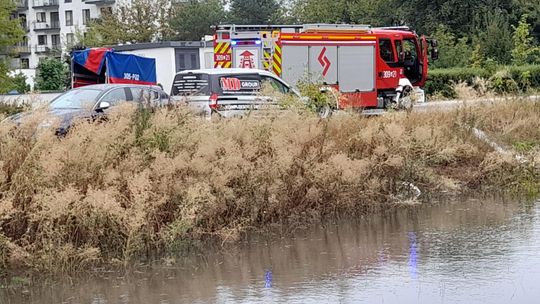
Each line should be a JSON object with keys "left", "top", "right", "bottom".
{"left": 2, "top": 196, "right": 540, "bottom": 304}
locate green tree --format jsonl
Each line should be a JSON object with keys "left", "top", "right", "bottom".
{"left": 83, "top": 0, "right": 172, "bottom": 47}
{"left": 292, "top": 0, "right": 349, "bottom": 23}
{"left": 9, "top": 72, "right": 30, "bottom": 93}
{"left": 431, "top": 25, "right": 471, "bottom": 68}
{"left": 228, "top": 0, "right": 281, "bottom": 24}
{"left": 475, "top": 10, "right": 514, "bottom": 65}
{"left": 0, "top": 0, "right": 24, "bottom": 49}
{"left": 511, "top": 0, "right": 540, "bottom": 42}
{"left": 292, "top": 0, "right": 399, "bottom": 26}
{"left": 35, "top": 58, "right": 68, "bottom": 91}
{"left": 0, "top": 61, "right": 13, "bottom": 94}
{"left": 169, "top": 0, "right": 226, "bottom": 41}
{"left": 397, "top": 0, "right": 514, "bottom": 36}
{"left": 0, "top": 0, "right": 25, "bottom": 93}
{"left": 469, "top": 44, "right": 485, "bottom": 68}
{"left": 511, "top": 15, "right": 539, "bottom": 65}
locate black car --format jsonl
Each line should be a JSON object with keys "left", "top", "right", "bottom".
{"left": 6, "top": 84, "right": 169, "bottom": 135}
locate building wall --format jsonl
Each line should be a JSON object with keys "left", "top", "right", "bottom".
{"left": 199, "top": 46, "right": 214, "bottom": 69}
{"left": 119, "top": 48, "right": 176, "bottom": 93}
{"left": 10, "top": 69, "right": 37, "bottom": 90}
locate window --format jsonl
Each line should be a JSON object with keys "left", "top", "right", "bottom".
{"left": 100, "top": 7, "right": 112, "bottom": 15}
{"left": 21, "top": 58, "right": 30, "bottom": 69}
{"left": 65, "top": 10, "right": 72, "bottom": 26}
{"left": 50, "top": 89, "right": 102, "bottom": 110}
{"left": 261, "top": 76, "right": 290, "bottom": 94}
{"left": 379, "top": 39, "right": 395, "bottom": 63}
{"left": 190, "top": 54, "right": 197, "bottom": 68}
{"left": 130, "top": 88, "right": 144, "bottom": 102}
{"left": 65, "top": 0, "right": 72, "bottom": 2}
{"left": 38, "top": 35, "right": 47, "bottom": 45}
{"left": 100, "top": 88, "right": 128, "bottom": 106}
{"left": 171, "top": 73, "right": 210, "bottom": 96}
{"left": 394, "top": 40, "right": 403, "bottom": 61}
{"left": 51, "top": 34, "right": 60, "bottom": 47}
{"left": 66, "top": 33, "right": 74, "bottom": 45}
{"left": 130, "top": 88, "right": 160, "bottom": 105}
{"left": 403, "top": 38, "right": 418, "bottom": 60}
{"left": 36, "top": 12, "right": 46, "bottom": 23}
{"left": 82, "top": 9, "right": 90, "bottom": 25}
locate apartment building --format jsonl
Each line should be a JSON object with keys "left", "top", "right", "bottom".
{"left": 2, "top": 0, "right": 117, "bottom": 89}
{"left": 11, "top": 0, "right": 118, "bottom": 69}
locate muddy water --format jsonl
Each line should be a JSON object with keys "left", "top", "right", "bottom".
{"left": 2, "top": 197, "right": 540, "bottom": 304}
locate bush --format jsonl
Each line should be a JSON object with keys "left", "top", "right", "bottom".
{"left": 35, "top": 58, "right": 68, "bottom": 92}
{"left": 9, "top": 73, "right": 30, "bottom": 94}
{"left": 425, "top": 67, "right": 491, "bottom": 98}
{"left": 426, "top": 65, "right": 540, "bottom": 98}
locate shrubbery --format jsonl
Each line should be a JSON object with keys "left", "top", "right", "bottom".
{"left": 425, "top": 65, "right": 540, "bottom": 98}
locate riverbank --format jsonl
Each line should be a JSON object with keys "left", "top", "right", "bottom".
{"left": 0, "top": 98, "right": 539, "bottom": 275}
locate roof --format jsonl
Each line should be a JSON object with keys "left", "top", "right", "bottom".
{"left": 176, "top": 68, "right": 277, "bottom": 77}
{"left": 112, "top": 41, "right": 213, "bottom": 52}
{"left": 74, "top": 84, "right": 164, "bottom": 91}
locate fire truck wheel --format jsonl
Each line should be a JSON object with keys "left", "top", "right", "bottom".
{"left": 400, "top": 87, "right": 414, "bottom": 113}
{"left": 318, "top": 105, "right": 332, "bottom": 119}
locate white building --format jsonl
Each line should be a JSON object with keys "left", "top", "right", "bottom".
{"left": 114, "top": 41, "right": 214, "bottom": 93}
{"left": 4, "top": 0, "right": 117, "bottom": 89}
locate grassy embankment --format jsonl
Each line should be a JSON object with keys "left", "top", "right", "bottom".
{"left": 0, "top": 99, "right": 539, "bottom": 275}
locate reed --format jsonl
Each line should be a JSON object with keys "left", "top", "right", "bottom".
{"left": 0, "top": 99, "right": 538, "bottom": 274}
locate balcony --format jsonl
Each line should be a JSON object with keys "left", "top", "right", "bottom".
{"left": 16, "top": 0, "right": 28, "bottom": 10}
{"left": 10, "top": 45, "right": 32, "bottom": 55}
{"left": 35, "top": 44, "right": 62, "bottom": 54}
{"left": 33, "top": 21, "right": 60, "bottom": 31}
{"left": 9, "top": 61, "right": 30, "bottom": 70}
{"left": 84, "top": 0, "right": 116, "bottom": 5}
{"left": 32, "top": 0, "right": 59, "bottom": 9}
{"left": 0, "top": 43, "right": 31, "bottom": 55}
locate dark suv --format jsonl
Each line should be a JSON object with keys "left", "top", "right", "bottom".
{"left": 6, "top": 84, "right": 169, "bottom": 135}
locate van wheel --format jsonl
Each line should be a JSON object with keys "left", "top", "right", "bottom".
{"left": 210, "top": 111, "right": 222, "bottom": 121}
{"left": 318, "top": 105, "right": 332, "bottom": 119}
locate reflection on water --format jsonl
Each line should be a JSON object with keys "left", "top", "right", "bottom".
{"left": 2, "top": 196, "right": 540, "bottom": 304}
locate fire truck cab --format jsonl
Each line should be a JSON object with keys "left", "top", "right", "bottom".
{"left": 213, "top": 24, "right": 439, "bottom": 110}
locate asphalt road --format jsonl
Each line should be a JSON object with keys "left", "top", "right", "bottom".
{"left": 414, "top": 95, "right": 540, "bottom": 112}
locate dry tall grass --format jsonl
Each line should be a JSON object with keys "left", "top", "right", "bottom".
{"left": 0, "top": 100, "right": 539, "bottom": 274}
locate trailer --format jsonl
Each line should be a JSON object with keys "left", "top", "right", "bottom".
{"left": 71, "top": 48, "right": 157, "bottom": 88}
{"left": 213, "top": 24, "right": 439, "bottom": 110}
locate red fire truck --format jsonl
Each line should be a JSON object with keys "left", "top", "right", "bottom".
{"left": 213, "top": 24, "right": 438, "bottom": 111}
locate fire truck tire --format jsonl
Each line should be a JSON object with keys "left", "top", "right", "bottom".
{"left": 318, "top": 105, "right": 332, "bottom": 119}
{"left": 400, "top": 86, "right": 414, "bottom": 113}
